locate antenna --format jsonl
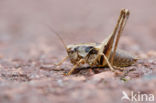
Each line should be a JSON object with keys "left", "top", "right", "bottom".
{"left": 45, "top": 24, "right": 67, "bottom": 50}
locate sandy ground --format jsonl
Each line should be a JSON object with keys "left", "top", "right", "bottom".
{"left": 0, "top": 0, "right": 156, "bottom": 103}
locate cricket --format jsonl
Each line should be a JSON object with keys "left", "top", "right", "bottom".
{"left": 50, "top": 9, "right": 138, "bottom": 76}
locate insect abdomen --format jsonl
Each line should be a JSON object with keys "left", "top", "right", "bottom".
{"left": 110, "top": 49, "right": 138, "bottom": 67}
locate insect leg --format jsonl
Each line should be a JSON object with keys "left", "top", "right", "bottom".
{"left": 56, "top": 56, "right": 68, "bottom": 66}
{"left": 110, "top": 9, "right": 129, "bottom": 65}
{"left": 102, "top": 9, "right": 128, "bottom": 63}
{"left": 99, "top": 53, "right": 114, "bottom": 71}
{"left": 64, "top": 59, "right": 85, "bottom": 76}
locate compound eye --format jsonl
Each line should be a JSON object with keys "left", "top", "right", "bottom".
{"left": 69, "top": 47, "right": 77, "bottom": 54}
{"left": 74, "top": 47, "right": 78, "bottom": 51}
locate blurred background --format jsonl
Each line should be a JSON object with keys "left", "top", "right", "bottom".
{"left": 0, "top": 0, "right": 155, "bottom": 59}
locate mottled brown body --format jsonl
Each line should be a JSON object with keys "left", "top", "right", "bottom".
{"left": 54, "top": 9, "right": 138, "bottom": 75}
{"left": 67, "top": 43, "right": 137, "bottom": 68}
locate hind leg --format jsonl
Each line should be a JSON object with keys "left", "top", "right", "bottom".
{"left": 110, "top": 9, "right": 130, "bottom": 65}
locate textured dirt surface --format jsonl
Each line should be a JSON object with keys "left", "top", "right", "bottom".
{"left": 0, "top": 0, "right": 156, "bottom": 103}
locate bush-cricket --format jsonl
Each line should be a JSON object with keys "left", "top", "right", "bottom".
{"left": 49, "top": 9, "right": 138, "bottom": 75}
